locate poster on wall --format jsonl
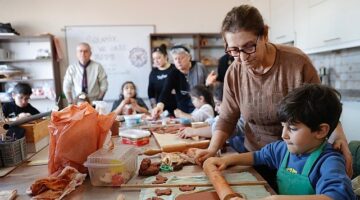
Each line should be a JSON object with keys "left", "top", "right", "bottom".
{"left": 65, "top": 25, "right": 155, "bottom": 100}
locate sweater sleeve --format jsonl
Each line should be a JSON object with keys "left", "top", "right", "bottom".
{"left": 215, "top": 64, "right": 241, "bottom": 134}
{"left": 28, "top": 104, "right": 40, "bottom": 115}
{"left": 315, "top": 154, "right": 356, "bottom": 200}
{"left": 302, "top": 56, "right": 321, "bottom": 84}
{"left": 253, "top": 141, "right": 286, "bottom": 170}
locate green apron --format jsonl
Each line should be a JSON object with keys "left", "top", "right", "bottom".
{"left": 276, "top": 142, "right": 327, "bottom": 195}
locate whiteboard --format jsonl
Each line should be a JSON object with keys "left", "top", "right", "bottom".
{"left": 65, "top": 25, "right": 154, "bottom": 100}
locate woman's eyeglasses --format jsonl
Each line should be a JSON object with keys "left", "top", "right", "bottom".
{"left": 225, "top": 35, "right": 260, "bottom": 57}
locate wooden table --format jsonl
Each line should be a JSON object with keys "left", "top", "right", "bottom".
{"left": 0, "top": 135, "right": 275, "bottom": 200}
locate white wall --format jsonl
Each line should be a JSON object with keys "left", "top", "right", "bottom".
{"left": 0, "top": 0, "right": 248, "bottom": 78}
{"left": 341, "top": 101, "right": 360, "bottom": 141}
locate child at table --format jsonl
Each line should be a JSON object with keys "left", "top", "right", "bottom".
{"left": 174, "top": 85, "right": 214, "bottom": 122}
{"left": 112, "top": 81, "right": 148, "bottom": 115}
{"left": 2, "top": 83, "right": 40, "bottom": 118}
{"left": 177, "top": 83, "right": 246, "bottom": 153}
{"left": 203, "top": 84, "right": 356, "bottom": 200}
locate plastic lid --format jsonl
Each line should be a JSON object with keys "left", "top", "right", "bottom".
{"left": 85, "top": 145, "right": 138, "bottom": 165}
{"left": 119, "top": 129, "right": 151, "bottom": 139}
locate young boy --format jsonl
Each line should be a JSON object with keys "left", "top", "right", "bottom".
{"left": 203, "top": 84, "right": 356, "bottom": 200}
{"left": 2, "top": 83, "right": 40, "bottom": 118}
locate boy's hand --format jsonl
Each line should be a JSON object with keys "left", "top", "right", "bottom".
{"left": 18, "top": 113, "right": 31, "bottom": 118}
{"left": 177, "top": 127, "right": 194, "bottom": 138}
{"left": 193, "top": 148, "right": 218, "bottom": 166}
{"left": 203, "top": 157, "right": 228, "bottom": 173}
{"left": 332, "top": 139, "right": 353, "bottom": 178}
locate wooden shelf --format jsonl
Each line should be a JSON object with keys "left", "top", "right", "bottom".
{"left": 150, "top": 33, "right": 223, "bottom": 63}
{"left": 0, "top": 58, "right": 52, "bottom": 63}
{"left": 0, "top": 35, "right": 52, "bottom": 42}
{"left": 0, "top": 78, "right": 54, "bottom": 83}
{"left": 0, "top": 35, "right": 63, "bottom": 110}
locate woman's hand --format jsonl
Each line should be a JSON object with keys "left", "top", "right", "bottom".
{"left": 332, "top": 139, "right": 353, "bottom": 177}
{"left": 206, "top": 70, "right": 217, "bottom": 86}
{"left": 151, "top": 103, "right": 164, "bottom": 119}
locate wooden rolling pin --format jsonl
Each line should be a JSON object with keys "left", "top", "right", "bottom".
{"left": 121, "top": 181, "right": 266, "bottom": 188}
{"left": 143, "top": 140, "right": 210, "bottom": 155}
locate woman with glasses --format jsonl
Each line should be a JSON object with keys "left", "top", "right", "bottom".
{"left": 148, "top": 44, "right": 177, "bottom": 115}
{"left": 151, "top": 45, "right": 208, "bottom": 118}
{"left": 193, "top": 4, "right": 352, "bottom": 191}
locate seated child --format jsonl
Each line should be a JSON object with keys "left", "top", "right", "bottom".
{"left": 2, "top": 83, "right": 40, "bottom": 118}
{"left": 112, "top": 81, "right": 148, "bottom": 115}
{"left": 178, "top": 83, "right": 246, "bottom": 153}
{"left": 203, "top": 84, "right": 356, "bottom": 200}
{"left": 174, "top": 85, "right": 214, "bottom": 122}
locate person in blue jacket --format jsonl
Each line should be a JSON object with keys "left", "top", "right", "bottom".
{"left": 203, "top": 84, "right": 356, "bottom": 200}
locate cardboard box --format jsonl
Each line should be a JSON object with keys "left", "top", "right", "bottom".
{"left": 20, "top": 118, "right": 50, "bottom": 143}
{"left": 27, "top": 135, "right": 49, "bottom": 153}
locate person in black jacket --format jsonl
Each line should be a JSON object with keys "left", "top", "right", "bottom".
{"left": 151, "top": 45, "right": 208, "bottom": 118}
{"left": 148, "top": 44, "right": 176, "bottom": 115}
{"left": 2, "top": 83, "right": 40, "bottom": 118}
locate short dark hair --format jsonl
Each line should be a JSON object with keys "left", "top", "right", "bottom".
{"left": 221, "top": 5, "right": 268, "bottom": 38}
{"left": 170, "top": 45, "right": 190, "bottom": 54}
{"left": 12, "top": 83, "right": 32, "bottom": 95}
{"left": 213, "top": 82, "right": 224, "bottom": 101}
{"left": 152, "top": 44, "right": 168, "bottom": 56}
{"left": 190, "top": 85, "right": 214, "bottom": 108}
{"left": 277, "top": 84, "right": 342, "bottom": 137}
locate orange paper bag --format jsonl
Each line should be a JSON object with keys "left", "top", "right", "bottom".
{"left": 48, "top": 102, "right": 116, "bottom": 174}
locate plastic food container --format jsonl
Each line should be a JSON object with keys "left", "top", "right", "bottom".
{"left": 119, "top": 129, "right": 151, "bottom": 146}
{"left": 123, "top": 114, "right": 143, "bottom": 127}
{"left": 83, "top": 145, "right": 139, "bottom": 186}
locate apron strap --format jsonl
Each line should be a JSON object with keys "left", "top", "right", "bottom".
{"left": 301, "top": 141, "right": 327, "bottom": 176}
{"left": 279, "top": 151, "right": 290, "bottom": 170}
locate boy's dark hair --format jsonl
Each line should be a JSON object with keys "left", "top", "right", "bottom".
{"left": 190, "top": 85, "right": 214, "bottom": 108}
{"left": 12, "top": 83, "right": 32, "bottom": 95}
{"left": 119, "top": 81, "right": 137, "bottom": 100}
{"left": 213, "top": 82, "right": 224, "bottom": 101}
{"left": 277, "top": 84, "right": 342, "bottom": 138}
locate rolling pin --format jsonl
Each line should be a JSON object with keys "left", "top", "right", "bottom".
{"left": 143, "top": 140, "right": 210, "bottom": 155}
{"left": 3, "top": 111, "right": 52, "bottom": 130}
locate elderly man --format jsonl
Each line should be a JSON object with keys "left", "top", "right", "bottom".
{"left": 151, "top": 45, "right": 208, "bottom": 118}
{"left": 63, "top": 42, "right": 108, "bottom": 105}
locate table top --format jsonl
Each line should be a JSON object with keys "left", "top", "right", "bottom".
{"left": 0, "top": 135, "right": 275, "bottom": 200}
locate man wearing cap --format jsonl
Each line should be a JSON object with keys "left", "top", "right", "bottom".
{"left": 152, "top": 45, "right": 208, "bottom": 118}
{"left": 63, "top": 42, "right": 108, "bottom": 105}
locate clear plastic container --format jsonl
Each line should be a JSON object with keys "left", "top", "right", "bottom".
{"left": 123, "top": 114, "right": 143, "bottom": 127}
{"left": 84, "top": 145, "right": 139, "bottom": 186}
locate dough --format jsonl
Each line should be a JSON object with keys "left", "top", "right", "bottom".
{"left": 155, "top": 188, "right": 172, "bottom": 196}
{"left": 179, "top": 185, "right": 196, "bottom": 192}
